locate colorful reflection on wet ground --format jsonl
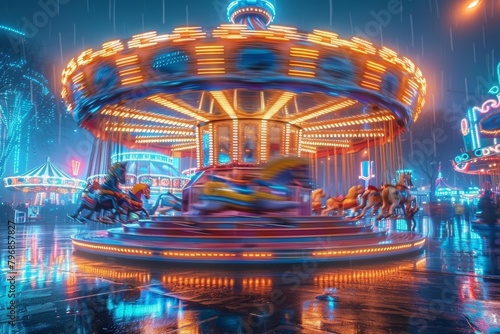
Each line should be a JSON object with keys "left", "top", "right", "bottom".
{"left": 1, "top": 215, "right": 499, "bottom": 334}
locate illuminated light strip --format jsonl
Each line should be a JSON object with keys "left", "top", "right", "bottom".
{"left": 162, "top": 251, "right": 237, "bottom": 257}
{"left": 232, "top": 120, "right": 239, "bottom": 161}
{"left": 300, "top": 148, "right": 317, "bottom": 154}
{"left": 303, "top": 111, "right": 394, "bottom": 130}
{"left": 360, "top": 81, "right": 380, "bottom": 90}
{"left": 365, "top": 60, "right": 386, "bottom": 72}
{"left": 209, "top": 123, "right": 214, "bottom": 165}
{"left": 288, "top": 69, "right": 315, "bottom": 78}
{"left": 121, "top": 76, "right": 143, "bottom": 85}
{"left": 198, "top": 69, "right": 225, "bottom": 75}
{"left": 72, "top": 240, "right": 153, "bottom": 255}
{"left": 290, "top": 100, "right": 357, "bottom": 124}
{"left": 111, "top": 152, "right": 174, "bottom": 165}
{"left": 197, "top": 58, "right": 225, "bottom": 65}
{"left": 135, "top": 136, "right": 195, "bottom": 141}
{"left": 363, "top": 73, "right": 383, "bottom": 82}
{"left": 72, "top": 72, "right": 84, "bottom": 84}
{"left": 297, "top": 129, "right": 303, "bottom": 157}
{"left": 263, "top": 92, "right": 295, "bottom": 119}
{"left": 351, "top": 37, "right": 377, "bottom": 55}
{"left": 242, "top": 253, "right": 273, "bottom": 258}
{"left": 285, "top": 124, "right": 290, "bottom": 156}
{"left": 171, "top": 144, "right": 198, "bottom": 152}
{"left": 289, "top": 60, "right": 317, "bottom": 69}
{"left": 211, "top": 91, "right": 237, "bottom": 119}
{"left": 135, "top": 137, "right": 196, "bottom": 144}
{"left": 102, "top": 107, "right": 195, "bottom": 128}
{"left": 100, "top": 40, "right": 124, "bottom": 57}
{"left": 301, "top": 141, "right": 351, "bottom": 148}
{"left": 104, "top": 124, "right": 194, "bottom": 135}
{"left": 300, "top": 144, "right": 317, "bottom": 150}
{"left": 196, "top": 126, "right": 201, "bottom": 168}
{"left": 311, "top": 241, "right": 423, "bottom": 257}
{"left": 128, "top": 31, "right": 158, "bottom": 49}
{"left": 303, "top": 129, "right": 385, "bottom": 138}
{"left": 379, "top": 46, "right": 398, "bottom": 64}
{"left": 170, "top": 142, "right": 198, "bottom": 149}
{"left": 148, "top": 95, "right": 209, "bottom": 122}
{"left": 118, "top": 67, "right": 141, "bottom": 76}
{"left": 290, "top": 47, "right": 319, "bottom": 56}
{"left": 115, "top": 55, "right": 139, "bottom": 66}
{"left": 261, "top": 120, "right": 268, "bottom": 162}
{"left": 76, "top": 49, "right": 96, "bottom": 66}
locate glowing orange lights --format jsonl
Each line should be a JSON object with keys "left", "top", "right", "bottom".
{"left": 60, "top": 20, "right": 426, "bottom": 164}
{"left": 467, "top": 0, "right": 481, "bottom": 9}
{"left": 72, "top": 240, "right": 153, "bottom": 255}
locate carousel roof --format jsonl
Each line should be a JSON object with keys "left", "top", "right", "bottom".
{"left": 3, "top": 158, "right": 87, "bottom": 194}
{"left": 61, "top": 1, "right": 426, "bottom": 161}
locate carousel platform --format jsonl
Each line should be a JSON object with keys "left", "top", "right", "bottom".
{"left": 71, "top": 215, "right": 426, "bottom": 263}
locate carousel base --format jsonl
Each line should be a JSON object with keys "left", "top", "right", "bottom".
{"left": 71, "top": 215, "right": 426, "bottom": 264}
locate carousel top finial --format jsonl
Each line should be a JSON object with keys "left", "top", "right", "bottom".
{"left": 227, "top": 0, "right": 276, "bottom": 29}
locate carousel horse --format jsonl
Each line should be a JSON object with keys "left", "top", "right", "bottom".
{"left": 116, "top": 183, "right": 151, "bottom": 222}
{"left": 321, "top": 185, "right": 364, "bottom": 216}
{"left": 377, "top": 172, "right": 418, "bottom": 220}
{"left": 312, "top": 188, "right": 326, "bottom": 214}
{"left": 69, "top": 182, "right": 151, "bottom": 224}
{"left": 191, "top": 156, "right": 311, "bottom": 214}
{"left": 353, "top": 185, "right": 382, "bottom": 218}
{"left": 69, "top": 162, "right": 128, "bottom": 223}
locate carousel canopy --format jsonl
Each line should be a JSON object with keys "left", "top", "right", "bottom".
{"left": 3, "top": 157, "right": 87, "bottom": 194}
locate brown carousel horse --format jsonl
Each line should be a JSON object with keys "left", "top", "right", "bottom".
{"left": 353, "top": 185, "right": 382, "bottom": 218}
{"left": 377, "top": 172, "right": 418, "bottom": 220}
{"left": 321, "top": 185, "right": 363, "bottom": 216}
{"left": 311, "top": 188, "right": 326, "bottom": 214}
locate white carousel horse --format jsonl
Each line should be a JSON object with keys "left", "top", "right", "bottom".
{"left": 377, "top": 173, "right": 418, "bottom": 220}
{"left": 354, "top": 185, "right": 382, "bottom": 218}
{"left": 311, "top": 188, "right": 326, "bottom": 214}
{"left": 322, "top": 185, "right": 363, "bottom": 216}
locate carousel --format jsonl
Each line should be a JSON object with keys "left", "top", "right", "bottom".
{"left": 63, "top": 0, "right": 427, "bottom": 263}
{"left": 3, "top": 157, "right": 87, "bottom": 220}
{"left": 3, "top": 157, "right": 87, "bottom": 204}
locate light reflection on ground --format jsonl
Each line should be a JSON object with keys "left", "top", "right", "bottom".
{"left": 1, "top": 214, "right": 499, "bottom": 334}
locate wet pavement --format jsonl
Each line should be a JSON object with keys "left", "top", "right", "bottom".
{"left": 1, "top": 214, "right": 499, "bottom": 334}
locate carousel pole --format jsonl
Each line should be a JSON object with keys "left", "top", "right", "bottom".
{"left": 334, "top": 147, "right": 338, "bottom": 196}
{"left": 327, "top": 153, "right": 331, "bottom": 197}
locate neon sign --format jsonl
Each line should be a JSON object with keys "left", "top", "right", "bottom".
{"left": 359, "top": 161, "right": 374, "bottom": 181}
{"left": 473, "top": 63, "right": 500, "bottom": 114}
{"left": 473, "top": 94, "right": 500, "bottom": 114}
{"left": 71, "top": 160, "right": 81, "bottom": 177}
{"left": 454, "top": 143, "right": 500, "bottom": 164}
{"left": 461, "top": 118, "right": 469, "bottom": 136}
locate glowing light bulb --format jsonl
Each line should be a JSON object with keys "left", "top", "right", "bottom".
{"left": 467, "top": 0, "right": 480, "bottom": 9}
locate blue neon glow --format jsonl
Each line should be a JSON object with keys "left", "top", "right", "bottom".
{"left": 0, "top": 25, "right": 26, "bottom": 37}
{"left": 227, "top": 0, "right": 276, "bottom": 23}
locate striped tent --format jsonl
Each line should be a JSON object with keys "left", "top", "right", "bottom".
{"left": 3, "top": 157, "right": 87, "bottom": 194}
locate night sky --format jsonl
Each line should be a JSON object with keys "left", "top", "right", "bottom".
{"left": 0, "top": 0, "right": 499, "bottom": 186}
